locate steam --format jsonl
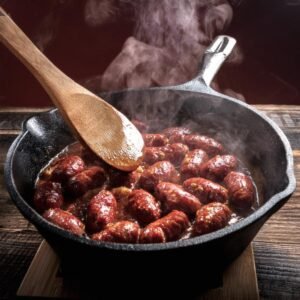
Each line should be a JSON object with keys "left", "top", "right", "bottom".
{"left": 84, "top": 0, "right": 117, "bottom": 27}
{"left": 30, "top": 0, "right": 244, "bottom": 100}
{"left": 98, "top": 0, "right": 243, "bottom": 100}
{"left": 32, "top": 1, "right": 71, "bottom": 52}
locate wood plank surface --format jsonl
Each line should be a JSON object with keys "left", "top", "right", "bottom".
{"left": 17, "top": 242, "right": 258, "bottom": 299}
{"left": 0, "top": 105, "right": 300, "bottom": 299}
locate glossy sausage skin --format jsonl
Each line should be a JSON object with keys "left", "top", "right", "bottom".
{"left": 163, "top": 127, "right": 192, "bottom": 144}
{"left": 34, "top": 181, "right": 64, "bottom": 213}
{"left": 142, "top": 134, "right": 169, "bottom": 147}
{"left": 127, "top": 189, "right": 161, "bottom": 225}
{"left": 156, "top": 182, "right": 201, "bottom": 215}
{"left": 143, "top": 147, "right": 166, "bottom": 165}
{"left": 201, "top": 155, "right": 238, "bottom": 181}
{"left": 92, "top": 221, "right": 140, "bottom": 243}
{"left": 183, "top": 134, "right": 223, "bottom": 156}
{"left": 224, "top": 171, "right": 255, "bottom": 210}
{"left": 140, "top": 210, "right": 190, "bottom": 243}
{"left": 139, "top": 161, "right": 180, "bottom": 191}
{"left": 51, "top": 155, "right": 85, "bottom": 183}
{"left": 86, "top": 191, "right": 117, "bottom": 233}
{"left": 180, "top": 149, "right": 209, "bottom": 180}
{"left": 143, "top": 143, "right": 189, "bottom": 165}
{"left": 43, "top": 208, "right": 85, "bottom": 235}
{"left": 163, "top": 143, "right": 189, "bottom": 165}
{"left": 66, "top": 166, "right": 106, "bottom": 197}
{"left": 183, "top": 178, "right": 228, "bottom": 204}
{"left": 193, "top": 203, "right": 231, "bottom": 236}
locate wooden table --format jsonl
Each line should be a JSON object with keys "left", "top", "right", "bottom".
{"left": 0, "top": 106, "right": 299, "bottom": 299}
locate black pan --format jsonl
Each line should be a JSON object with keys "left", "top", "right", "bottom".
{"left": 4, "top": 36, "right": 296, "bottom": 297}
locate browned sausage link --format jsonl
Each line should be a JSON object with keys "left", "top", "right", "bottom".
{"left": 193, "top": 203, "right": 231, "bottom": 236}
{"left": 201, "top": 155, "right": 238, "bottom": 181}
{"left": 140, "top": 210, "right": 190, "bottom": 243}
{"left": 51, "top": 155, "right": 85, "bottom": 183}
{"left": 86, "top": 190, "right": 117, "bottom": 233}
{"left": 139, "top": 161, "right": 180, "bottom": 192}
{"left": 156, "top": 182, "right": 201, "bottom": 215}
{"left": 43, "top": 208, "right": 85, "bottom": 235}
{"left": 163, "top": 127, "right": 192, "bottom": 144}
{"left": 163, "top": 143, "right": 189, "bottom": 165}
{"left": 131, "top": 119, "right": 149, "bottom": 133}
{"left": 183, "top": 177, "right": 228, "bottom": 204}
{"left": 92, "top": 221, "right": 140, "bottom": 243}
{"left": 66, "top": 166, "right": 106, "bottom": 197}
{"left": 180, "top": 149, "right": 209, "bottom": 180}
{"left": 224, "top": 171, "right": 255, "bottom": 210}
{"left": 34, "top": 181, "right": 64, "bottom": 213}
{"left": 143, "top": 143, "right": 188, "bottom": 166}
{"left": 142, "top": 134, "right": 169, "bottom": 147}
{"left": 127, "top": 189, "right": 161, "bottom": 225}
{"left": 143, "top": 147, "right": 166, "bottom": 165}
{"left": 183, "top": 134, "right": 223, "bottom": 156}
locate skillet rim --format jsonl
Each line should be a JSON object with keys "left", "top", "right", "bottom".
{"left": 4, "top": 88, "right": 296, "bottom": 252}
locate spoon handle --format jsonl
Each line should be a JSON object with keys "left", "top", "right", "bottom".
{"left": 0, "top": 7, "right": 83, "bottom": 107}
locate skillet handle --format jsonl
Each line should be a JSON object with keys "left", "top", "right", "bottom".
{"left": 173, "top": 35, "right": 236, "bottom": 93}
{"left": 198, "top": 35, "right": 236, "bottom": 87}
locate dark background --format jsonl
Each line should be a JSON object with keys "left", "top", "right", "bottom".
{"left": 0, "top": 0, "right": 300, "bottom": 107}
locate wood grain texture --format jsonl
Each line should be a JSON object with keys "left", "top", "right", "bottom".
{"left": 17, "top": 241, "right": 258, "bottom": 299}
{"left": 0, "top": 106, "right": 300, "bottom": 299}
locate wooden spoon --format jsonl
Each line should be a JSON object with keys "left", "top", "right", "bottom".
{"left": 0, "top": 7, "right": 144, "bottom": 171}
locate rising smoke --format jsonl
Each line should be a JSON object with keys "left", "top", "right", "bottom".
{"left": 98, "top": 0, "right": 243, "bottom": 99}
{"left": 31, "top": 0, "right": 243, "bottom": 99}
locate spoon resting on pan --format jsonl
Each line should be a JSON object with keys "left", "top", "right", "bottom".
{"left": 0, "top": 7, "right": 144, "bottom": 171}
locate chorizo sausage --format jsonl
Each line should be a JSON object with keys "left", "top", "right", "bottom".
{"left": 201, "top": 155, "right": 238, "bottom": 181}
{"left": 139, "top": 161, "right": 180, "bottom": 191}
{"left": 143, "top": 143, "right": 188, "bottom": 165}
{"left": 66, "top": 166, "right": 106, "bottom": 197}
{"left": 224, "top": 171, "right": 255, "bottom": 210}
{"left": 140, "top": 210, "right": 190, "bottom": 243}
{"left": 143, "top": 147, "right": 166, "bottom": 165}
{"left": 183, "top": 177, "right": 228, "bottom": 204}
{"left": 86, "top": 190, "right": 117, "bottom": 233}
{"left": 193, "top": 203, "right": 231, "bottom": 236}
{"left": 127, "top": 189, "right": 161, "bottom": 225}
{"left": 156, "top": 182, "right": 201, "bottom": 215}
{"left": 183, "top": 134, "right": 223, "bottom": 156}
{"left": 51, "top": 155, "right": 85, "bottom": 183}
{"left": 142, "top": 134, "right": 169, "bottom": 147}
{"left": 163, "top": 143, "right": 189, "bottom": 165}
{"left": 43, "top": 208, "right": 85, "bottom": 235}
{"left": 180, "top": 149, "right": 209, "bottom": 180}
{"left": 34, "top": 181, "right": 64, "bottom": 213}
{"left": 163, "top": 127, "right": 192, "bottom": 144}
{"left": 92, "top": 221, "right": 140, "bottom": 243}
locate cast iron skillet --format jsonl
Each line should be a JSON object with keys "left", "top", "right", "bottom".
{"left": 5, "top": 36, "right": 296, "bottom": 296}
